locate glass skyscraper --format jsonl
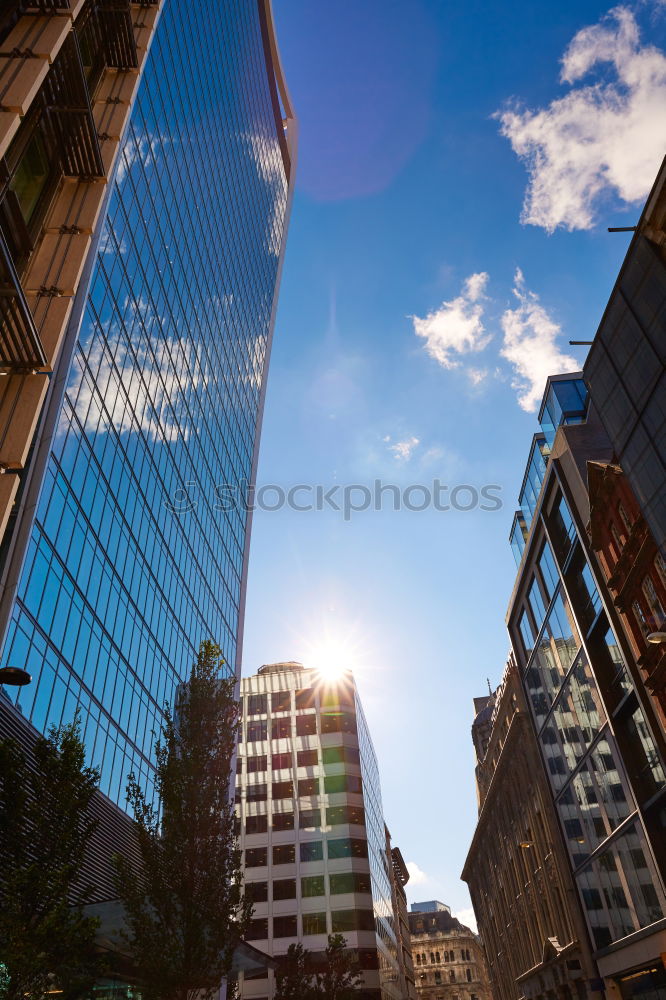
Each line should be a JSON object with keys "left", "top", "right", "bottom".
{"left": 0, "top": 0, "right": 297, "bottom": 809}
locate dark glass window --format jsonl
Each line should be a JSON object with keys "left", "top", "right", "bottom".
{"left": 273, "top": 844, "right": 295, "bottom": 865}
{"left": 299, "top": 808, "right": 321, "bottom": 830}
{"left": 321, "top": 686, "right": 354, "bottom": 709}
{"left": 327, "top": 805, "right": 365, "bottom": 827}
{"left": 247, "top": 784, "right": 267, "bottom": 802}
{"left": 331, "top": 909, "right": 374, "bottom": 932}
{"left": 246, "top": 918, "right": 268, "bottom": 940}
{"left": 246, "top": 881, "right": 268, "bottom": 903}
{"left": 300, "top": 841, "right": 323, "bottom": 863}
{"left": 298, "top": 777, "right": 319, "bottom": 796}
{"left": 272, "top": 717, "right": 291, "bottom": 739}
{"left": 301, "top": 875, "right": 325, "bottom": 897}
{"left": 247, "top": 755, "right": 267, "bottom": 773}
{"left": 297, "top": 749, "right": 318, "bottom": 767}
{"left": 324, "top": 774, "right": 362, "bottom": 795}
{"left": 322, "top": 746, "right": 360, "bottom": 767}
{"left": 271, "top": 690, "right": 291, "bottom": 712}
{"left": 302, "top": 912, "right": 327, "bottom": 936}
{"left": 247, "top": 694, "right": 267, "bottom": 716}
{"left": 295, "top": 688, "right": 315, "bottom": 709}
{"left": 321, "top": 712, "right": 356, "bottom": 734}
{"left": 272, "top": 812, "right": 294, "bottom": 831}
{"left": 273, "top": 878, "right": 296, "bottom": 900}
{"left": 247, "top": 721, "right": 268, "bottom": 742}
{"left": 329, "top": 872, "right": 371, "bottom": 894}
{"left": 245, "top": 848, "right": 267, "bottom": 868}
{"left": 296, "top": 715, "right": 317, "bottom": 736}
{"left": 272, "top": 752, "right": 291, "bottom": 770}
{"left": 327, "top": 838, "right": 368, "bottom": 859}
{"left": 245, "top": 815, "right": 268, "bottom": 835}
{"left": 273, "top": 915, "right": 297, "bottom": 938}
{"left": 272, "top": 781, "right": 293, "bottom": 800}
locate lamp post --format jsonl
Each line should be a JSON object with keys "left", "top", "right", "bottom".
{"left": 0, "top": 666, "right": 31, "bottom": 686}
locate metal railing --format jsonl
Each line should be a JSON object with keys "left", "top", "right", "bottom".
{"left": 0, "top": 227, "right": 47, "bottom": 372}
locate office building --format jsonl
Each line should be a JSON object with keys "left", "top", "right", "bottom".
{"left": 0, "top": 0, "right": 297, "bottom": 908}
{"left": 503, "top": 373, "right": 666, "bottom": 997}
{"left": 463, "top": 658, "right": 597, "bottom": 1000}
{"left": 387, "top": 831, "right": 418, "bottom": 1000}
{"left": 235, "top": 661, "right": 406, "bottom": 1000}
{"left": 408, "top": 903, "right": 493, "bottom": 1000}
{"left": 583, "top": 156, "right": 666, "bottom": 557}
{"left": 0, "top": 0, "right": 161, "bottom": 544}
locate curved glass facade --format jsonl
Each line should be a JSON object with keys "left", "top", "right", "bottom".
{"left": 0, "top": 0, "right": 294, "bottom": 806}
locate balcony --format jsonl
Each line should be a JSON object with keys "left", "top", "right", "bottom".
{"left": 0, "top": 226, "right": 46, "bottom": 371}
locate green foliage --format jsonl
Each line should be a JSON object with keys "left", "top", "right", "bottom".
{"left": 274, "top": 943, "right": 314, "bottom": 1000}
{"left": 0, "top": 714, "right": 102, "bottom": 1000}
{"left": 273, "top": 937, "right": 362, "bottom": 1000}
{"left": 314, "top": 934, "right": 364, "bottom": 1000}
{"left": 113, "top": 640, "right": 251, "bottom": 1000}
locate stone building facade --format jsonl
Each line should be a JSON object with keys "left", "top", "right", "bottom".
{"left": 463, "top": 660, "right": 597, "bottom": 1000}
{"left": 408, "top": 903, "right": 492, "bottom": 1000}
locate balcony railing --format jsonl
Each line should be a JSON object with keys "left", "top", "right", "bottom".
{"left": 0, "top": 227, "right": 47, "bottom": 372}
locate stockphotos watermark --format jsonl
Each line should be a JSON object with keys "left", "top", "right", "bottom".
{"left": 164, "top": 480, "right": 503, "bottom": 522}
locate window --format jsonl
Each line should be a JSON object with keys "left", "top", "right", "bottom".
{"left": 329, "top": 872, "right": 371, "bottom": 894}
{"left": 247, "top": 755, "right": 267, "bottom": 773}
{"left": 273, "top": 878, "right": 296, "bottom": 900}
{"left": 273, "top": 915, "right": 297, "bottom": 938}
{"left": 322, "top": 745, "right": 360, "bottom": 767}
{"left": 272, "top": 781, "right": 293, "bottom": 799}
{"left": 247, "top": 721, "right": 267, "bottom": 742}
{"left": 301, "top": 875, "right": 325, "bottom": 897}
{"left": 467, "top": 969, "right": 472, "bottom": 982}
{"left": 435, "top": 972, "right": 442, "bottom": 985}
{"left": 436, "top": 952, "right": 440, "bottom": 963}
{"left": 633, "top": 599, "right": 650, "bottom": 636}
{"left": 326, "top": 805, "right": 365, "bottom": 827}
{"left": 245, "top": 848, "right": 267, "bottom": 868}
{"left": 321, "top": 712, "right": 356, "bottom": 734}
{"left": 272, "top": 812, "right": 294, "bottom": 831}
{"left": 296, "top": 715, "right": 317, "bottom": 736}
{"left": 300, "top": 841, "right": 323, "bottom": 863}
{"left": 642, "top": 576, "right": 665, "bottom": 626}
{"left": 245, "top": 815, "right": 268, "bottom": 835}
{"left": 618, "top": 503, "right": 633, "bottom": 533}
{"left": 416, "top": 955, "right": 421, "bottom": 965}
{"left": 246, "top": 881, "right": 268, "bottom": 903}
{"left": 298, "top": 777, "right": 319, "bottom": 796}
{"left": 246, "top": 918, "right": 268, "bottom": 940}
{"left": 321, "top": 686, "right": 354, "bottom": 709}
{"left": 247, "top": 694, "right": 267, "bottom": 716}
{"left": 297, "top": 749, "right": 318, "bottom": 766}
{"left": 295, "top": 687, "right": 315, "bottom": 709}
{"left": 327, "top": 838, "right": 368, "bottom": 859}
{"left": 247, "top": 784, "right": 267, "bottom": 802}
{"left": 272, "top": 717, "right": 291, "bottom": 739}
{"left": 655, "top": 553, "right": 666, "bottom": 590}
{"left": 299, "top": 808, "right": 321, "bottom": 830}
{"left": 272, "top": 752, "right": 291, "bottom": 770}
{"left": 331, "top": 909, "right": 374, "bottom": 932}
{"left": 273, "top": 844, "right": 295, "bottom": 865}
{"left": 244, "top": 968, "right": 268, "bottom": 981}
{"left": 302, "top": 912, "right": 327, "bottom": 936}
{"left": 450, "top": 970, "right": 456, "bottom": 982}
{"left": 271, "top": 690, "right": 291, "bottom": 712}
{"left": 324, "top": 774, "right": 362, "bottom": 794}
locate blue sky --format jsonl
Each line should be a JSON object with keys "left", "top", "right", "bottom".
{"left": 242, "top": 0, "right": 666, "bottom": 927}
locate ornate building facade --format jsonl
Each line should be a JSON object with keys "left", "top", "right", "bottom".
{"left": 408, "top": 903, "right": 493, "bottom": 1000}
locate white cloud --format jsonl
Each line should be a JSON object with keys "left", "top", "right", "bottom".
{"left": 245, "top": 133, "right": 288, "bottom": 257}
{"left": 453, "top": 907, "right": 478, "bottom": 934}
{"left": 388, "top": 436, "right": 420, "bottom": 461}
{"left": 500, "top": 270, "right": 578, "bottom": 412}
{"left": 466, "top": 367, "right": 489, "bottom": 386}
{"left": 413, "top": 273, "right": 491, "bottom": 369}
{"left": 496, "top": 6, "right": 666, "bottom": 231}
{"left": 406, "top": 861, "right": 429, "bottom": 885}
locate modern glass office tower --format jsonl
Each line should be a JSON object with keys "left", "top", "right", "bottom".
{"left": 0, "top": 0, "right": 297, "bottom": 824}
{"left": 584, "top": 156, "right": 666, "bottom": 558}
{"left": 506, "top": 375, "right": 666, "bottom": 999}
{"left": 236, "top": 662, "right": 404, "bottom": 1000}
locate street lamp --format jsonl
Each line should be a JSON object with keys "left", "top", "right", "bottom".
{"left": 647, "top": 632, "right": 666, "bottom": 645}
{"left": 0, "top": 666, "right": 32, "bottom": 686}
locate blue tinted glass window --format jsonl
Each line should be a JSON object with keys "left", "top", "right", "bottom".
{"left": 539, "top": 541, "right": 559, "bottom": 600}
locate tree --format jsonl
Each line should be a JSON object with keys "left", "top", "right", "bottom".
{"left": 314, "top": 934, "right": 364, "bottom": 1000}
{"left": 0, "top": 714, "right": 102, "bottom": 1000}
{"left": 113, "top": 640, "right": 251, "bottom": 1000}
{"left": 274, "top": 943, "right": 314, "bottom": 1000}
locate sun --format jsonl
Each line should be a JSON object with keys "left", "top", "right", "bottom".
{"left": 304, "top": 633, "right": 360, "bottom": 681}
